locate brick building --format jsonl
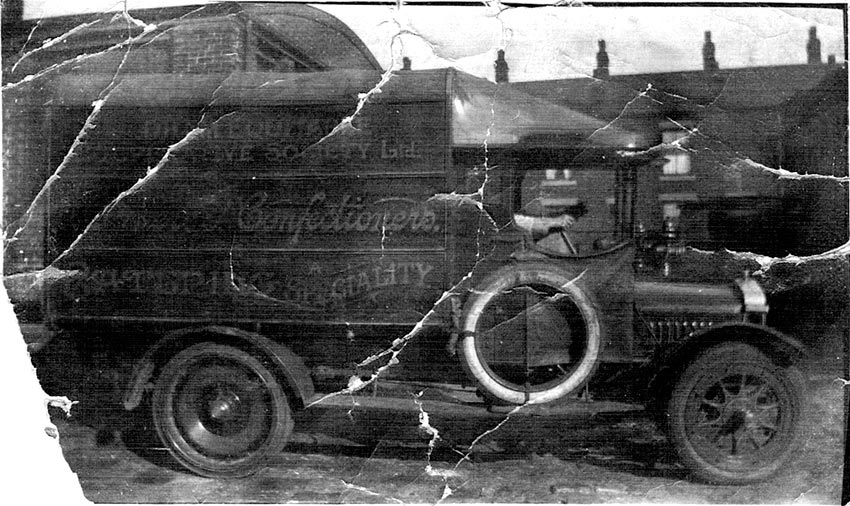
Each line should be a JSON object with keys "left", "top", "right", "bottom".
{"left": 5, "top": 2, "right": 381, "bottom": 79}
{"left": 4, "top": 4, "right": 846, "bottom": 258}
{"left": 514, "top": 61, "right": 848, "bottom": 256}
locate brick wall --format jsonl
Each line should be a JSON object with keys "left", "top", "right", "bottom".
{"left": 171, "top": 17, "right": 245, "bottom": 74}
{"left": 15, "top": 15, "right": 248, "bottom": 77}
{"left": 780, "top": 73, "right": 849, "bottom": 255}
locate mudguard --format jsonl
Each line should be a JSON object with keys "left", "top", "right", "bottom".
{"left": 123, "top": 325, "right": 314, "bottom": 411}
{"left": 646, "top": 321, "right": 808, "bottom": 399}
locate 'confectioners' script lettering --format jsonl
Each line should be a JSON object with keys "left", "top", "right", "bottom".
{"left": 238, "top": 192, "right": 440, "bottom": 243}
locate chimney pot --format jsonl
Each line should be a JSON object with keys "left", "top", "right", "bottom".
{"left": 402, "top": 57, "right": 411, "bottom": 70}
{"left": 702, "top": 31, "right": 719, "bottom": 71}
{"left": 495, "top": 49, "right": 509, "bottom": 83}
{"left": 827, "top": 54, "right": 836, "bottom": 65}
{"left": 807, "top": 26, "right": 822, "bottom": 64}
{"left": 593, "top": 39, "right": 610, "bottom": 79}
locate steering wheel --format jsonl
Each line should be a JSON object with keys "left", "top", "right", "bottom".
{"left": 526, "top": 224, "right": 578, "bottom": 256}
{"left": 556, "top": 229, "right": 578, "bottom": 255}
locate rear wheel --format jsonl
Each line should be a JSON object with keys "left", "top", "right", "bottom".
{"left": 152, "top": 343, "right": 293, "bottom": 478}
{"left": 667, "top": 342, "right": 804, "bottom": 484}
{"left": 459, "top": 263, "right": 602, "bottom": 405}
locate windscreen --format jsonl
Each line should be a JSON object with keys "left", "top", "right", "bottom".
{"left": 518, "top": 165, "right": 620, "bottom": 255}
{"left": 450, "top": 71, "right": 647, "bottom": 149}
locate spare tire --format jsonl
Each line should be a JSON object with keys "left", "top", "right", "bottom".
{"left": 459, "top": 262, "right": 602, "bottom": 405}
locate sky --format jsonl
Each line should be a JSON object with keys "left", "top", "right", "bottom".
{"left": 17, "top": 1, "right": 847, "bottom": 82}
{"left": 321, "top": 3, "right": 847, "bottom": 81}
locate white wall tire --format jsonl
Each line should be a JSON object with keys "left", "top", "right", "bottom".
{"left": 459, "top": 263, "right": 602, "bottom": 405}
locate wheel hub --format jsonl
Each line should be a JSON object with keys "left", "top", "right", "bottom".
{"left": 208, "top": 389, "right": 242, "bottom": 423}
{"left": 696, "top": 375, "right": 779, "bottom": 456}
{"left": 718, "top": 398, "right": 764, "bottom": 436}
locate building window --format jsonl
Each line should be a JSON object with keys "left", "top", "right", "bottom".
{"left": 662, "top": 202, "right": 681, "bottom": 220}
{"left": 252, "top": 24, "right": 319, "bottom": 72}
{"left": 661, "top": 129, "right": 691, "bottom": 176}
{"left": 542, "top": 168, "right": 577, "bottom": 186}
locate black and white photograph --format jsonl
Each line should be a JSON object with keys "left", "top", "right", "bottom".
{"left": 1, "top": 0, "right": 848, "bottom": 503}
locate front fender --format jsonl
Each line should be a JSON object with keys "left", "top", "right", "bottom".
{"left": 646, "top": 322, "right": 808, "bottom": 400}
{"left": 669, "top": 322, "right": 806, "bottom": 366}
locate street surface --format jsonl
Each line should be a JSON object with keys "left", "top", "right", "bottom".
{"left": 42, "top": 351, "right": 845, "bottom": 504}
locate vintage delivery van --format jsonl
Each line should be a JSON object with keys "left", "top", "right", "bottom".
{"left": 3, "top": 2, "right": 807, "bottom": 485}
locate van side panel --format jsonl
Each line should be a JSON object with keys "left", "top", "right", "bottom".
{"left": 49, "top": 98, "right": 455, "bottom": 327}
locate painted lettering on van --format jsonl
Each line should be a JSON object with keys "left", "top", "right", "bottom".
{"left": 78, "top": 269, "right": 232, "bottom": 297}
{"left": 74, "top": 262, "right": 435, "bottom": 309}
{"left": 380, "top": 140, "right": 422, "bottom": 159}
{"left": 210, "top": 142, "right": 370, "bottom": 163}
{"left": 204, "top": 139, "right": 421, "bottom": 163}
{"left": 238, "top": 192, "right": 440, "bottom": 244}
{"left": 141, "top": 115, "right": 339, "bottom": 142}
{"left": 330, "top": 261, "right": 433, "bottom": 300}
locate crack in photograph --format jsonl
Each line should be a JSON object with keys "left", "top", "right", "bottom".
{"left": 1, "top": 0, "right": 847, "bottom": 504}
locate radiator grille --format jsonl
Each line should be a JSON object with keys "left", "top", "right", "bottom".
{"left": 646, "top": 319, "right": 714, "bottom": 346}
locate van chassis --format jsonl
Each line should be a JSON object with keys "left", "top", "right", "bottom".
{"left": 109, "top": 229, "right": 806, "bottom": 485}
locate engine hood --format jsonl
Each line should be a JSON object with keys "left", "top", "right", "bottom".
{"left": 634, "top": 279, "right": 765, "bottom": 316}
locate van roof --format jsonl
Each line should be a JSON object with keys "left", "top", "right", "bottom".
{"left": 28, "top": 67, "right": 647, "bottom": 151}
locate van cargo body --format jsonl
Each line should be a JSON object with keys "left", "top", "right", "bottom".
{"left": 8, "top": 68, "right": 635, "bottom": 333}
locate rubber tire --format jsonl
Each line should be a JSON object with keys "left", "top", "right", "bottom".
{"left": 666, "top": 342, "right": 805, "bottom": 484}
{"left": 459, "top": 262, "right": 602, "bottom": 405}
{"left": 152, "top": 343, "right": 293, "bottom": 478}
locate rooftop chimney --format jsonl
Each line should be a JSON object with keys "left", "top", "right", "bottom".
{"left": 402, "top": 57, "right": 411, "bottom": 70}
{"left": 807, "top": 26, "right": 822, "bottom": 64}
{"left": 702, "top": 31, "right": 719, "bottom": 71}
{"left": 495, "top": 49, "right": 509, "bottom": 83}
{"left": 593, "top": 39, "right": 610, "bottom": 79}
{"left": 828, "top": 54, "right": 836, "bottom": 65}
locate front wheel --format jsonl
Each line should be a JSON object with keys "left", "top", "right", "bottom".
{"left": 152, "top": 343, "right": 293, "bottom": 478}
{"left": 667, "top": 342, "right": 804, "bottom": 484}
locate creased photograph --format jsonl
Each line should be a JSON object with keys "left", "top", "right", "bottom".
{"left": 1, "top": 0, "right": 847, "bottom": 503}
